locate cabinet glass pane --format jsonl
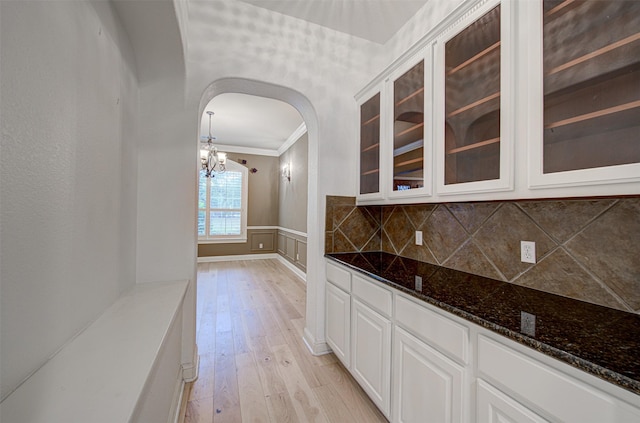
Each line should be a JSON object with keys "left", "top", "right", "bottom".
{"left": 444, "top": 6, "right": 501, "bottom": 185}
{"left": 394, "top": 61, "right": 424, "bottom": 191}
{"left": 543, "top": 0, "right": 640, "bottom": 174}
{"left": 360, "top": 93, "right": 381, "bottom": 195}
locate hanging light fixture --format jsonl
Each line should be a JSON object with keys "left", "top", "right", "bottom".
{"left": 200, "top": 111, "right": 226, "bottom": 177}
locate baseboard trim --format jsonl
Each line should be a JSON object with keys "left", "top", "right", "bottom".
{"left": 169, "top": 376, "right": 185, "bottom": 423}
{"left": 276, "top": 255, "right": 307, "bottom": 283}
{"left": 182, "top": 352, "right": 199, "bottom": 383}
{"left": 303, "top": 327, "right": 332, "bottom": 356}
{"left": 197, "top": 253, "right": 279, "bottom": 263}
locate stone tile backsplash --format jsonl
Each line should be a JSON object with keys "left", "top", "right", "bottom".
{"left": 325, "top": 196, "right": 640, "bottom": 313}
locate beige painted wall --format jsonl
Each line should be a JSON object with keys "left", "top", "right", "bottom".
{"left": 198, "top": 138, "right": 310, "bottom": 260}
{"left": 227, "top": 152, "right": 279, "bottom": 226}
{"left": 279, "top": 133, "right": 308, "bottom": 233}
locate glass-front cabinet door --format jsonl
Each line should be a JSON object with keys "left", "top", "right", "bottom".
{"left": 388, "top": 50, "right": 432, "bottom": 199}
{"left": 529, "top": 0, "right": 640, "bottom": 188}
{"left": 435, "top": 0, "right": 513, "bottom": 195}
{"left": 359, "top": 90, "right": 382, "bottom": 199}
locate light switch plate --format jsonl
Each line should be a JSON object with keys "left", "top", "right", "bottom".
{"left": 415, "top": 231, "right": 423, "bottom": 246}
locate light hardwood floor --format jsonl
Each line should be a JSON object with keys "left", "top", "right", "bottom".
{"left": 181, "top": 259, "right": 388, "bottom": 423}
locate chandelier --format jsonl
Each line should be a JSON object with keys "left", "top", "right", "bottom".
{"left": 200, "top": 111, "right": 226, "bottom": 177}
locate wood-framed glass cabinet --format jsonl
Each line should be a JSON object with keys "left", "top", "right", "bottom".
{"left": 527, "top": 0, "right": 640, "bottom": 189}
{"left": 356, "top": 49, "right": 433, "bottom": 203}
{"left": 435, "top": 0, "right": 514, "bottom": 196}
{"left": 387, "top": 53, "right": 432, "bottom": 199}
{"left": 358, "top": 86, "right": 384, "bottom": 201}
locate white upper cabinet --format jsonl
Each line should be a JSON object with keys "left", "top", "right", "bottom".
{"left": 355, "top": 0, "right": 640, "bottom": 204}
{"left": 357, "top": 84, "right": 385, "bottom": 201}
{"left": 386, "top": 50, "right": 433, "bottom": 200}
{"left": 434, "top": 0, "right": 514, "bottom": 195}
{"left": 356, "top": 48, "right": 433, "bottom": 203}
{"left": 526, "top": 0, "right": 640, "bottom": 190}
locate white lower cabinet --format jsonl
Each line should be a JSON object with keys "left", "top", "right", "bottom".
{"left": 352, "top": 297, "right": 392, "bottom": 417}
{"left": 393, "top": 326, "right": 465, "bottom": 423}
{"left": 324, "top": 261, "right": 640, "bottom": 423}
{"left": 325, "top": 282, "right": 351, "bottom": 367}
{"left": 477, "top": 335, "right": 640, "bottom": 423}
{"left": 477, "top": 379, "right": 548, "bottom": 423}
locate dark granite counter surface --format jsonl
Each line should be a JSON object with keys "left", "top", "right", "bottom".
{"left": 326, "top": 251, "right": 640, "bottom": 396}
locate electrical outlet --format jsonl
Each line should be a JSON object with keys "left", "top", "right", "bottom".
{"left": 521, "top": 240, "right": 536, "bottom": 263}
{"left": 415, "top": 231, "right": 423, "bottom": 246}
{"left": 521, "top": 311, "right": 536, "bottom": 337}
{"left": 296, "top": 253, "right": 300, "bottom": 261}
{"left": 414, "top": 275, "right": 423, "bottom": 291}
{"left": 259, "top": 243, "right": 263, "bottom": 249}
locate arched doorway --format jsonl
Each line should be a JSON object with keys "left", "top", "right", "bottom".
{"left": 196, "top": 78, "right": 326, "bottom": 356}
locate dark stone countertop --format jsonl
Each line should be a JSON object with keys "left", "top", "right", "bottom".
{"left": 326, "top": 251, "right": 640, "bottom": 396}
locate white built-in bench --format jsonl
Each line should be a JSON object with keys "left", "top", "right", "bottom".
{"left": 0, "top": 280, "right": 189, "bottom": 423}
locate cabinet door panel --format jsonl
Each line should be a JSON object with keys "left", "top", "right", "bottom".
{"left": 477, "top": 380, "right": 548, "bottom": 423}
{"left": 326, "top": 282, "right": 350, "bottom": 367}
{"left": 359, "top": 91, "right": 382, "bottom": 197}
{"left": 528, "top": 0, "right": 640, "bottom": 190}
{"left": 352, "top": 298, "right": 391, "bottom": 416}
{"left": 478, "top": 335, "right": 616, "bottom": 422}
{"left": 393, "top": 327, "right": 464, "bottom": 423}
{"left": 436, "top": 0, "right": 514, "bottom": 195}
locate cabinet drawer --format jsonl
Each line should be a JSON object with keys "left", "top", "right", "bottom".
{"left": 395, "top": 295, "right": 468, "bottom": 364}
{"left": 352, "top": 274, "right": 392, "bottom": 317}
{"left": 326, "top": 262, "right": 351, "bottom": 292}
{"left": 478, "top": 335, "right": 620, "bottom": 423}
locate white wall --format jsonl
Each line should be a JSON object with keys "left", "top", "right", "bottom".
{"left": 183, "top": 0, "right": 387, "bottom": 352}
{"left": 0, "top": 0, "right": 139, "bottom": 399}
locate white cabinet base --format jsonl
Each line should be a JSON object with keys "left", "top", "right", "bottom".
{"left": 393, "top": 327, "right": 465, "bottom": 423}
{"left": 325, "top": 282, "right": 351, "bottom": 367}
{"left": 352, "top": 298, "right": 392, "bottom": 417}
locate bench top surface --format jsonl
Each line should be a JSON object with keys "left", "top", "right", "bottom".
{"left": 0, "top": 280, "right": 188, "bottom": 423}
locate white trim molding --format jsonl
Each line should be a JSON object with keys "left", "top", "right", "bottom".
{"left": 181, "top": 352, "right": 199, "bottom": 382}
{"left": 278, "top": 122, "right": 307, "bottom": 156}
{"left": 303, "top": 327, "right": 332, "bottom": 356}
{"left": 197, "top": 253, "right": 279, "bottom": 263}
{"left": 248, "top": 226, "right": 308, "bottom": 239}
{"left": 276, "top": 255, "right": 307, "bottom": 283}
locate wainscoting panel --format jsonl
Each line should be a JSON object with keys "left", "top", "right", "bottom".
{"left": 250, "top": 231, "right": 276, "bottom": 252}
{"left": 278, "top": 228, "right": 307, "bottom": 274}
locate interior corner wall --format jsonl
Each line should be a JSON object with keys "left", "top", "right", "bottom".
{"left": 279, "top": 133, "right": 308, "bottom": 234}
{"left": 0, "top": 0, "right": 139, "bottom": 400}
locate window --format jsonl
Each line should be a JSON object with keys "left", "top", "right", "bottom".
{"left": 198, "top": 160, "right": 248, "bottom": 243}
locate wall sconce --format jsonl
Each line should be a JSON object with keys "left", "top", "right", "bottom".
{"left": 282, "top": 163, "right": 291, "bottom": 181}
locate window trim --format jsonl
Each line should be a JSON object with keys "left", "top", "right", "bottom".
{"left": 198, "top": 160, "right": 248, "bottom": 243}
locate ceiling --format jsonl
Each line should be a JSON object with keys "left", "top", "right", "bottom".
{"left": 201, "top": 93, "right": 304, "bottom": 154}
{"left": 201, "top": 1, "right": 428, "bottom": 154}
{"left": 237, "top": 0, "right": 429, "bottom": 44}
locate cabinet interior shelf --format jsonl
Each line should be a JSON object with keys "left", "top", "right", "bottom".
{"left": 361, "top": 168, "right": 380, "bottom": 176}
{"left": 448, "top": 41, "right": 500, "bottom": 75}
{"left": 396, "top": 87, "right": 425, "bottom": 107}
{"left": 362, "top": 114, "right": 380, "bottom": 126}
{"left": 448, "top": 92, "right": 500, "bottom": 117}
{"left": 447, "top": 137, "right": 500, "bottom": 155}
{"left": 548, "top": 32, "right": 640, "bottom": 75}
{"left": 395, "top": 122, "right": 424, "bottom": 138}
{"left": 545, "top": 99, "right": 640, "bottom": 130}
{"left": 395, "top": 157, "right": 424, "bottom": 168}
{"left": 545, "top": 0, "right": 576, "bottom": 18}
{"left": 362, "top": 143, "right": 380, "bottom": 153}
